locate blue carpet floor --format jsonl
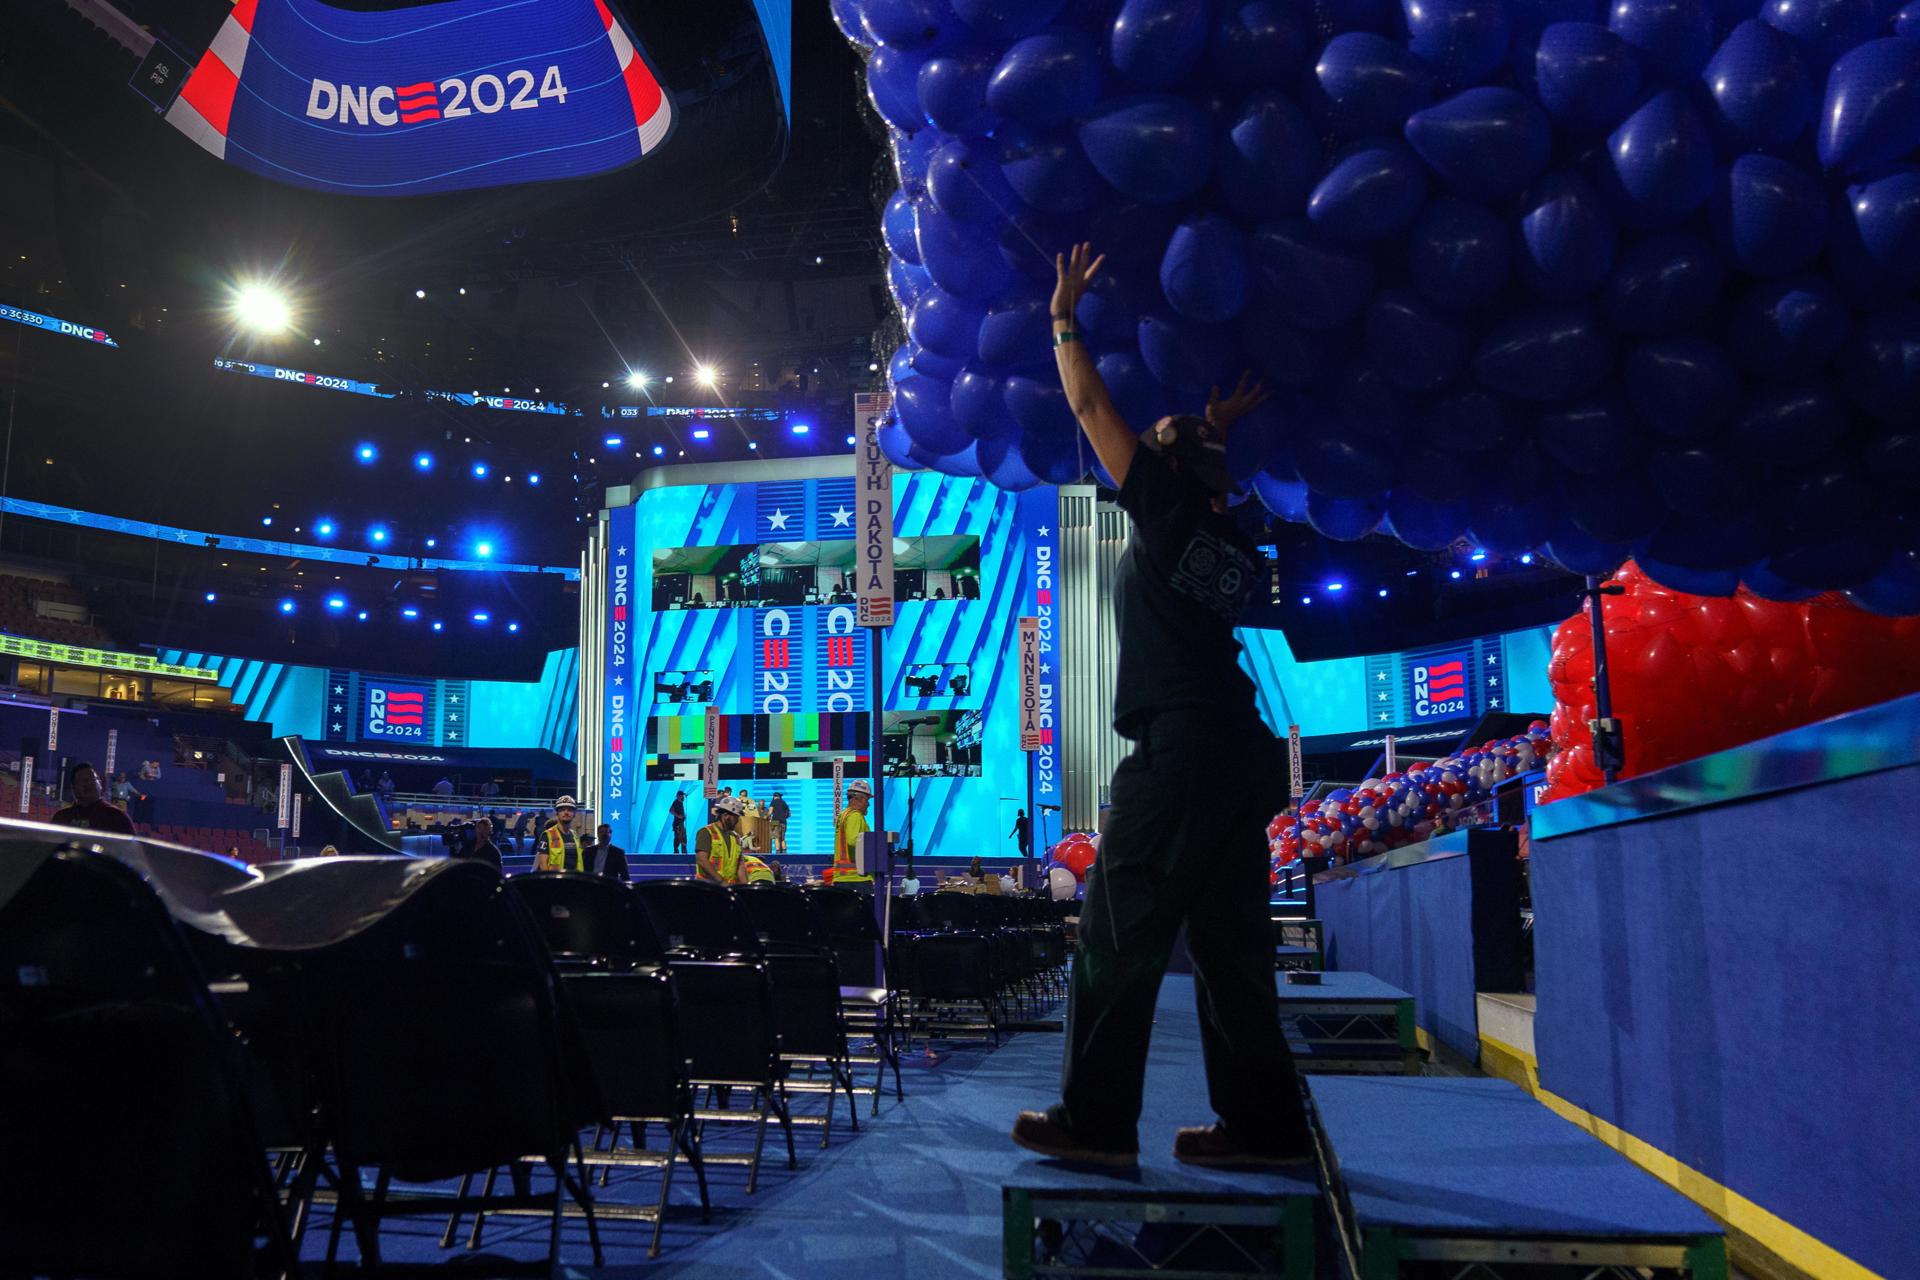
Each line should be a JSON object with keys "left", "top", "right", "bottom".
{"left": 299, "top": 974, "right": 1298, "bottom": 1277}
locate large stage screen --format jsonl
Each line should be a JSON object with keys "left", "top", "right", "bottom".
{"left": 601, "top": 471, "right": 1056, "bottom": 864}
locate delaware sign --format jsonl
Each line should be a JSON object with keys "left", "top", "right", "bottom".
{"left": 165, "top": 0, "right": 673, "bottom": 197}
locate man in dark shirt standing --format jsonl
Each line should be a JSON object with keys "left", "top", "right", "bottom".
{"left": 590, "top": 823, "right": 630, "bottom": 883}
{"left": 1010, "top": 809, "right": 1032, "bottom": 862}
{"left": 52, "top": 762, "right": 136, "bottom": 837}
{"left": 767, "top": 791, "right": 790, "bottom": 856}
{"left": 466, "top": 817, "right": 503, "bottom": 874}
{"left": 1012, "top": 243, "right": 1311, "bottom": 1171}
{"left": 670, "top": 790, "right": 688, "bottom": 859}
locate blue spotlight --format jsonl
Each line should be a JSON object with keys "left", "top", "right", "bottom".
{"left": 414, "top": 452, "right": 434, "bottom": 471}
{"left": 261, "top": 516, "right": 273, "bottom": 527}
{"left": 846, "top": 434, "right": 857, "bottom": 446}
{"left": 604, "top": 435, "right": 624, "bottom": 448}
{"left": 1300, "top": 595, "right": 1312, "bottom": 606}
{"left": 1450, "top": 569, "right": 1463, "bottom": 580}
{"left": 278, "top": 598, "right": 296, "bottom": 614}
{"left": 369, "top": 525, "right": 389, "bottom": 545}
{"left": 356, "top": 610, "right": 368, "bottom": 621}
{"left": 527, "top": 473, "right": 540, "bottom": 486}
{"left": 652, "top": 445, "right": 665, "bottom": 457}
{"left": 1469, "top": 549, "right": 1487, "bottom": 562}
{"left": 401, "top": 607, "right": 419, "bottom": 620}
{"left": 748, "top": 442, "right": 758, "bottom": 451}
{"left": 471, "top": 611, "right": 491, "bottom": 624}
{"left": 1378, "top": 587, "right": 1389, "bottom": 598}
{"left": 356, "top": 443, "right": 378, "bottom": 464}
{"left": 424, "top": 537, "right": 438, "bottom": 549}
{"left": 790, "top": 423, "right": 810, "bottom": 435}
{"left": 1325, "top": 580, "right": 1344, "bottom": 593}
{"left": 507, "top": 622, "right": 520, "bottom": 633}
{"left": 315, "top": 519, "right": 336, "bottom": 539}
{"left": 203, "top": 591, "right": 217, "bottom": 603}
{"left": 472, "top": 462, "right": 489, "bottom": 478}
{"left": 431, "top": 620, "right": 444, "bottom": 633}
{"left": 1520, "top": 552, "right": 1534, "bottom": 565}
{"left": 692, "top": 428, "right": 711, "bottom": 441}
{"left": 325, "top": 595, "right": 347, "bottom": 612}
{"left": 474, "top": 540, "right": 494, "bottom": 559}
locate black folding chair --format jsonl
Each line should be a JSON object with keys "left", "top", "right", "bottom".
{"left": 807, "top": 885, "right": 904, "bottom": 1112}
{"left": 732, "top": 885, "right": 863, "bottom": 1143}
{"left": 668, "top": 957, "right": 797, "bottom": 1193}
{"left": 511, "top": 870, "right": 664, "bottom": 966}
{"left": 0, "top": 841, "right": 295, "bottom": 1279}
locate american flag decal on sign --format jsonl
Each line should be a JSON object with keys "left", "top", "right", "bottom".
{"left": 383, "top": 691, "right": 426, "bottom": 725}
{"left": 826, "top": 636, "right": 856, "bottom": 667}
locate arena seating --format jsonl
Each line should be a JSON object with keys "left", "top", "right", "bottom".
{"left": 0, "top": 570, "right": 110, "bottom": 648}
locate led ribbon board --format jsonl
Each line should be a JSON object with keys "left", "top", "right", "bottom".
{"left": 425, "top": 389, "right": 575, "bottom": 417}
{"left": 1, "top": 303, "right": 119, "bottom": 347}
{"left": 165, "top": 0, "right": 673, "bottom": 197}
{"left": 0, "top": 634, "right": 218, "bottom": 681}
{"left": 213, "top": 357, "right": 395, "bottom": 399}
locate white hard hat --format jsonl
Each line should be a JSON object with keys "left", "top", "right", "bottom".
{"left": 847, "top": 779, "right": 873, "bottom": 797}
{"left": 553, "top": 795, "right": 578, "bottom": 811}
{"left": 714, "top": 794, "right": 745, "bottom": 816}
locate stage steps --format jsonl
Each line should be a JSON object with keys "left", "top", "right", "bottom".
{"left": 1279, "top": 971, "right": 1418, "bottom": 1075}
{"left": 1310, "top": 1076, "right": 1728, "bottom": 1279}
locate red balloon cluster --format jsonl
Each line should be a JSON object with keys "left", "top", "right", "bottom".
{"left": 1048, "top": 833, "right": 1097, "bottom": 881}
{"left": 1542, "top": 561, "right": 1920, "bottom": 802}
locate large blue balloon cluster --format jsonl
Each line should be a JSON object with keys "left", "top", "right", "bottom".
{"left": 840, "top": 0, "right": 1920, "bottom": 608}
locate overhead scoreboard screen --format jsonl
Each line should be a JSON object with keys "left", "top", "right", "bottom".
{"left": 164, "top": 0, "right": 673, "bottom": 196}
{"left": 600, "top": 473, "right": 1057, "bottom": 863}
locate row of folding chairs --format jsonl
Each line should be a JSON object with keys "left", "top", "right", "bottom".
{"left": 885, "top": 892, "right": 1072, "bottom": 1047}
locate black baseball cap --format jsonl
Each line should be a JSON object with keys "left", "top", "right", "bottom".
{"left": 1140, "top": 414, "right": 1236, "bottom": 495}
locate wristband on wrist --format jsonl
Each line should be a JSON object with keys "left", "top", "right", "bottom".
{"left": 1052, "top": 330, "right": 1080, "bottom": 348}
{"left": 1051, "top": 312, "right": 1074, "bottom": 322}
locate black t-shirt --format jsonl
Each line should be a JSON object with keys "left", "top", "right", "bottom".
{"left": 51, "top": 800, "right": 137, "bottom": 836}
{"left": 769, "top": 798, "right": 790, "bottom": 822}
{"left": 1111, "top": 449, "right": 1261, "bottom": 738}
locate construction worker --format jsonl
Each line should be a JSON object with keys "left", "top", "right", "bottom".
{"left": 740, "top": 853, "right": 776, "bottom": 884}
{"left": 694, "top": 794, "right": 747, "bottom": 884}
{"left": 830, "top": 779, "right": 875, "bottom": 885}
{"left": 538, "top": 796, "right": 587, "bottom": 872}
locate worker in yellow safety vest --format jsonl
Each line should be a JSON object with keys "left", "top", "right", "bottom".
{"left": 695, "top": 794, "right": 747, "bottom": 884}
{"left": 538, "top": 796, "right": 587, "bottom": 872}
{"left": 830, "top": 778, "right": 875, "bottom": 884}
{"left": 741, "top": 854, "right": 776, "bottom": 883}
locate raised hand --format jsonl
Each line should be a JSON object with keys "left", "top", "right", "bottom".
{"left": 1205, "top": 371, "right": 1270, "bottom": 434}
{"left": 1051, "top": 242, "right": 1106, "bottom": 321}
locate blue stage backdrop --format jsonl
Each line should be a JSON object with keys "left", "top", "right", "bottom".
{"left": 607, "top": 472, "right": 1051, "bottom": 863}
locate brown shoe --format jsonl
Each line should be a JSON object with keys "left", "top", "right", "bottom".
{"left": 1173, "top": 1124, "right": 1314, "bottom": 1169}
{"left": 1011, "top": 1111, "right": 1139, "bottom": 1169}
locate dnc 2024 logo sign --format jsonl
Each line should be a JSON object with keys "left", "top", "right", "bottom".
{"left": 164, "top": 0, "right": 672, "bottom": 197}
{"left": 365, "top": 681, "right": 431, "bottom": 741}
{"left": 1408, "top": 651, "right": 1469, "bottom": 723}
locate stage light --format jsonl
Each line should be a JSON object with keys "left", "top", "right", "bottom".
{"left": 203, "top": 592, "right": 217, "bottom": 603}
{"left": 472, "top": 462, "right": 489, "bottom": 478}
{"left": 507, "top": 622, "right": 520, "bottom": 633}
{"left": 1325, "top": 581, "right": 1344, "bottom": 593}
{"left": 313, "top": 337, "right": 322, "bottom": 346}
{"left": 459, "top": 287, "right": 467, "bottom": 296}
{"left": 1469, "top": 549, "right": 1487, "bottom": 562}
{"left": 229, "top": 280, "right": 293, "bottom": 336}
{"left": 401, "top": 607, "right": 419, "bottom": 619}
{"left": 356, "top": 611, "right": 368, "bottom": 621}
{"left": 432, "top": 621, "right": 444, "bottom": 632}
{"left": 278, "top": 598, "right": 296, "bottom": 615}
{"left": 846, "top": 434, "right": 857, "bottom": 446}
{"left": 1450, "top": 569, "right": 1463, "bottom": 580}
{"left": 749, "top": 442, "right": 759, "bottom": 451}
{"left": 694, "top": 365, "right": 718, "bottom": 388}
{"left": 527, "top": 473, "right": 540, "bottom": 485}
{"left": 665, "top": 375, "right": 675, "bottom": 384}
{"left": 261, "top": 516, "right": 273, "bottom": 527}
{"left": 368, "top": 525, "right": 389, "bottom": 545}
{"left": 414, "top": 288, "right": 426, "bottom": 299}
{"left": 315, "top": 519, "right": 336, "bottom": 539}
{"left": 474, "top": 540, "right": 494, "bottom": 559}
{"left": 1520, "top": 553, "right": 1534, "bottom": 565}
{"left": 1300, "top": 595, "right": 1312, "bottom": 605}
{"left": 602, "top": 381, "right": 610, "bottom": 389}
{"left": 692, "top": 429, "right": 711, "bottom": 441}
{"left": 604, "top": 435, "right": 623, "bottom": 448}
{"left": 472, "top": 611, "right": 490, "bottom": 624}
{"left": 414, "top": 452, "right": 434, "bottom": 471}
{"left": 325, "top": 595, "right": 347, "bottom": 612}
{"left": 1378, "top": 588, "right": 1389, "bottom": 598}
{"left": 625, "top": 370, "right": 649, "bottom": 390}
{"left": 355, "top": 443, "right": 377, "bottom": 463}
{"left": 868, "top": 362, "right": 879, "bottom": 372}
{"left": 652, "top": 445, "right": 665, "bottom": 456}
{"left": 791, "top": 423, "right": 810, "bottom": 435}
{"left": 425, "top": 537, "right": 438, "bottom": 549}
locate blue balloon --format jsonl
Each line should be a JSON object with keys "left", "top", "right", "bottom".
{"left": 1240, "top": 308, "right": 1338, "bottom": 389}
{"left": 894, "top": 372, "right": 972, "bottom": 454}
{"left": 1162, "top": 214, "right": 1252, "bottom": 323}
{"left": 1307, "top": 491, "right": 1387, "bottom": 540}
{"left": 1111, "top": 0, "right": 1210, "bottom": 88}
{"left": 1760, "top": 0, "right": 1875, "bottom": 69}
{"left": 1405, "top": 88, "right": 1553, "bottom": 203}
{"left": 1842, "top": 303, "right": 1920, "bottom": 419}
{"left": 926, "top": 440, "right": 987, "bottom": 477}
{"left": 832, "top": 0, "right": 873, "bottom": 51}
{"left": 1215, "top": 94, "right": 1323, "bottom": 224}
{"left": 1741, "top": 557, "right": 1825, "bottom": 601}
{"left": 1862, "top": 431, "right": 1920, "bottom": 490}
{"left": 1004, "top": 373, "right": 1079, "bottom": 437}
{"left": 1645, "top": 509, "right": 1774, "bottom": 570}
{"left": 1601, "top": 231, "right": 1724, "bottom": 334}
{"left": 1386, "top": 489, "right": 1469, "bottom": 548}
{"left": 1313, "top": 33, "right": 1437, "bottom": 138}
{"left": 1567, "top": 466, "right": 1664, "bottom": 541}
{"left": 1518, "top": 171, "right": 1617, "bottom": 300}
{"left": 1254, "top": 472, "right": 1311, "bottom": 521}
{"left": 862, "top": 0, "right": 959, "bottom": 49}
{"left": 911, "top": 344, "right": 967, "bottom": 382}
{"left": 1407, "top": 198, "right": 1512, "bottom": 310}
{"left": 918, "top": 53, "right": 998, "bottom": 135}
{"left": 1607, "top": 90, "right": 1717, "bottom": 227}
{"left": 1729, "top": 277, "right": 1851, "bottom": 379}
{"left": 878, "top": 422, "right": 926, "bottom": 470}
{"left": 1473, "top": 304, "right": 1614, "bottom": 401}
{"left": 1637, "top": 555, "right": 1742, "bottom": 595}
{"left": 1423, "top": 386, "right": 1524, "bottom": 451}
{"left": 1398, "top": 441, "right": 1478, "bottom": 498}
{"left": 1405, "top": 0, "right": 1514, "bottom": 86}
{"left": 1846, "top": 547, "right": 1920, "bottom": 615}
{"left": 1073, "top": 271, "right": 1148, "bottom": 344}
{"left": 976, "top": 432, "right": 1044, "bottom": 489}
{"left": 1714, "top": 153, "right": 1829, "bottom": 277}
{"left": 1899, "top": 0, "right": 1920, "bottom": 37}
{"left": 883, "top": 189, "right": 922, "bottom": 264}
{"left": 868, "top": 47, "right": 928, "bottom": 133}
{"left": 1838, "top": 166, "right": 1920, "bottom": 294}
{"left": 1532, "top": 22, "right": 1643, "bottom": 134}
{"left": 1097, "top": 349, "right": 1172, "bottom": 426}
{"left": 890, "top": 127, "right": 940, "bottom": 198}
{"left": 927, "top": 139, "right": 1018, "bottom": 223}
{"left": 1366, "top": 292, "right": 1472, "bottom": 390}
{"left": 1251, "top": 219, "right": 1378, "bottom": 329}
{"left": 888, "top": 256, "right": 934, "bottom": 312}
{"left": 1536, "top": 397, "right": 1640, "bottom": 474}
{"left": 997, "top": 124, "right": 1103, "bottom": 214}
{"left": 1021, "top": 416, "right": 1096, "bottom": 484}
{"left": 1626, "top": 336, "right": 1739, "bottom": 438}
{"left": 1650, "top": 447, "right": 1753, "bottom": 513}
{"left": 1138, "top": 314, "right": 1239, "bottom": 392}
{"left": 1308, "top": 142, "right": 1429, "bottom": 240}
{"left": 1608, "top": 0, "right": 1715, "bottom": 82}
{"left": 978, "top": 294, "right": 1052, "bottom": 369}
{"left": 951, "top": 366, "right": 1020, "bottom": 439}
{"left": 988, "top": 30, "right": 1106, "bottom": 127}
{"left": 915, "top": 205, "right": 1013, "bottom": 300}
{"left": 1468, "top": 497, "right": 1555, "bottom": 555}
{"left": 951, "top": 0, "right": 1068, "bottom": 41}
{"left": 1209, "top": 2, "right": 1313, "bottom": 90}
{"left": 1702, "top": 21, "right": 1815, "bottom": 149}
{"left": 1078, "top": 94, "right": 1216, "bottom": 203}
{"left": 1545, "top": 522, "right": 1634, "bottom": 575}
{"left": 1328, "top": 359, "right": 1415, "bottom": 438}
{"left": 1728, "top": 383, "right": 1849, "bottom": 467}
{"left": 910, "top": 288, "right": 989, "bottom": 360}
{"left": 1226, "top": 398, "right": 1289, "bottom": 480}
{"left": 1819, "top": 37, "right": 1920, "bottom": 175}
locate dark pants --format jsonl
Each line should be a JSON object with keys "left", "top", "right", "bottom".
{"left": 672, "top": 821, "right": 687, "bottom": 857}
{"left": 1054, "top": 709, "right": 1309, "bottom": 1154}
